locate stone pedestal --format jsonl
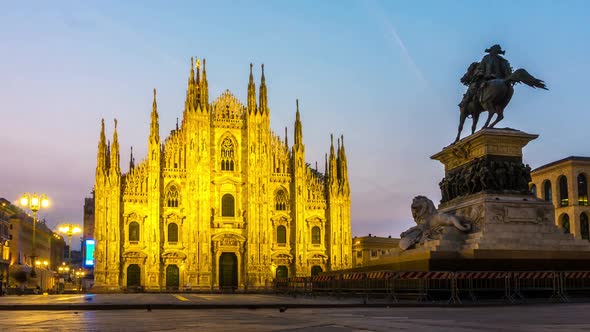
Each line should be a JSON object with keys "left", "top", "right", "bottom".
{"left": 368, "top": 129, "right": 590, "bottom": 272}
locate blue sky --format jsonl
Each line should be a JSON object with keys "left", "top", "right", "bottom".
{"left": 1, "top": 0, "right": 589, "bottom": 248}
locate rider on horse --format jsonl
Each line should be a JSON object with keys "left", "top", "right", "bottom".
{"left": 459, "top": 44, "right": 513, "bottom": 109}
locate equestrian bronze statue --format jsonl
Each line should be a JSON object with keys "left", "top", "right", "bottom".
{"left": 455, "top": 45, "right": 547, "bottom": 143}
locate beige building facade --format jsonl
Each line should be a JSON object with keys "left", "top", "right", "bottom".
{"left": 94, "top": 60, "right": 352, "bottom": 291}
{"left": 352, "top": 235, "right": 400, "bottom": 268}
{"left": 530, "top": 156, "right": 590, "bottom": 240}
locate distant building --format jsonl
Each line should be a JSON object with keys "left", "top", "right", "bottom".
{"left": 530, "top": 156, "right": 590, "bottom": 240}
{"left": 352, "top": 235, "right": 400, "bottom": 268}
{"left": 0, "top": 199, "right": 11, "bottom": 292}
{"left": 0, "top": 197, "right": 65, "bottom": 290}
{"left": 82, "top": 193, "right": 95, "bottom": 268}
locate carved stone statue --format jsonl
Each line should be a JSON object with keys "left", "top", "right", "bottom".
{"left": 455, "top": 44, "right": 547, "bottom": 142}
{"left": 399, "top": 196, "right": 471, "bottom": 250}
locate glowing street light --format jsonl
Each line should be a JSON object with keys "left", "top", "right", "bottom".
{"left": 57, "top": 224, "right": 82, "bottom": 265}
{"left": 19, "top": 192, "right": 50, "bottom": 277}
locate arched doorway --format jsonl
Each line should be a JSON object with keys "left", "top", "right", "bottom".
{"left": 276, "top": 265, "right": 288, "bottom": 278}
{"left": 219, "top": 253, "right": 238, "bottom": 290}
{"left": 562, "top": 214, "right": 570, "bottom": 234}
{"left": 166, "top": 265, "right": 180, "bottom": 289}
{"left": 581, "top": 213, "right": 589, "bottom": 240}
{"left": 127, "top": 264, "right": 141, "bottom": 287}
{"left": 311, "top": 266, "right": 323, "bottom": 276}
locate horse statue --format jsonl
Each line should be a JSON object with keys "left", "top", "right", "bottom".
{"left": 454, "top": 60, "right": 548, "bottom": 143}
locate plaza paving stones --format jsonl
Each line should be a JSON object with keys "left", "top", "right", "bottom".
{"left": 0, "top": 304, "right": 588, "bottom": 331}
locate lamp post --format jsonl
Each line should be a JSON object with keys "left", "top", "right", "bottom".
{"left": 57, "top": 224, "right": 82, "bottom": 266}
{"left": 19, "top": 193, "right": 50, "bottom": 277}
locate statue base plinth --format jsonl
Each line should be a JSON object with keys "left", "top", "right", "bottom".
{"left": 351, "top": 129, "right": 590, "bottom": 272}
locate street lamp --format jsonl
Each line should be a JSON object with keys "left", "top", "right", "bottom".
{"left": 57, "top": 224, "right": 82, "bottom": 266}
{"left": 19, "top": 193, "right": 50, "bottom": 277}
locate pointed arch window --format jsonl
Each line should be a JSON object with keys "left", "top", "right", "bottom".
{"left": 166, "top": 184, "right": 179, "bottom": 207}
{"left": 312, "top": 226, "right": 321, "bottom": 244}
{"left": 129, "top": 222, "right": 140, "bottom": 242}
{"left": 220, "top": 137, "right": 235, "bottom": 171}
{"left": 221, "top": 194, "right": 235, "bottom": 217}
{"left": 544, "top": 180, "right": 552, "bottom": 203}
{"left": 275, "top": 189, "right": 288, "bottom": 211}
{"left": 277, "top": 225, "right": 287, "bottom": 244}
{"left": 559, "top": 176, "right": 569, "bottom": 207}
{"left": 168, "top": 223, "right": 179, "bottom": 243}
{"left": 579, "top": 174, "right": 588, "bottom": 206}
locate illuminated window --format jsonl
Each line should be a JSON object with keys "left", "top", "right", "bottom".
{"left": 559, "top": 176, "right": 569, "bottom": 207}
{"left": 579, "top": 174, "right": 589, "bottom": 206}
{"left": 129, "top": 222, "right": 140, "bottom": 242}
{"left": 222, "top": 194, "right": 235, "bottom": 217}
{"left": 277, "top": 225, "right": 286, "bottom": 244}
{"left": 166, "top": 184, "right": 179, "bottom": 208}
{"left": 220, "top": 137, "right": 235, "bottom": 171}
{"left": 311, "top": 226, "right": 321, "bottom": 244}
{"left": 544, "top": 180, "right": 552, "bottom": 203}
{"left": 275, "top": 189, "right": 288, "bottom": 211}
{"left": 168, "top": 223, "right": 178, "bottom": 243}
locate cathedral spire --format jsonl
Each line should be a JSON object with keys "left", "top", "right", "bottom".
{"left": 96, "top": 118, "right": 107, "bottom": 173}
{"left": 150, "top": 88, "right": 160, "bottom": 144}
{"left": 258, "top": 64, "right": 268, "bottom": 115}
{"left": 200, "top": 58, "right": 209, "bottom": 111}
{"left": 129, "top": 146, "right": 135, "bottom": 171}
{"left": 284, "top": 126, "right": 288, "bottom": 150}
{"left": 329, "top": 134, "right": 337, "bottom": 185}
{"left": 294, "top": 99, "right": 303, "bottom": 146}
{"left": 184, "top": 58, "right": 195, "bottom": 117}
{"left": 340, "top": 134, "right": 350, "bottom": 193}
{"left": 110, "top": 118, "right": 120, "bottom": 174}
{"left": 247, "top": 63, "right": 257, "bottom": 114}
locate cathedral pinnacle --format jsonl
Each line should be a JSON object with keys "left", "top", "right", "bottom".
{"left": 294, "top": 99, "right": 303, "bottom": 146}
{"left": 150, "top": 88, "right": 160, "bottom": 143}
{"left": 129, "top": 146, "right": 135, "bottom": 170}
{"left": 259, "top": 64, "right": 268, "bottom": 115}
{"left": 247, "top": 63, "right": 256, "bottom": 114}
{"left": 96, "top": 118, "right": 107, "bottom": 173}
{"left": 111, "top": 118, "right": 120, "bottom": 173}
{"left": 200, "top": 58, "right": 208, "bottom": 111}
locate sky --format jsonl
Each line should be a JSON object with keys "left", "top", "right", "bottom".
{"left": 1, "top": 0, "right": 589, "bottom": 249}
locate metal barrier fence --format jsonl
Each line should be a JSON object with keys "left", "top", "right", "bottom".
{"left": 273, "top": 270, "right": 590, "bottom": 303}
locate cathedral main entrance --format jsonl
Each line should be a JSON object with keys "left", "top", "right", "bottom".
{"left": 219, "top": 253, "right": 238, "bottom": 290}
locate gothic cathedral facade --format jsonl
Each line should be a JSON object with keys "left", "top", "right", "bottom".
{"left": 93, "top": 59, "right": 352, "bottom": 290}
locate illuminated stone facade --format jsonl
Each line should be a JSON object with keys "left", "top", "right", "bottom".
{"left": 93, "top": 60, "right": 352, "bottom": 290}
{"left": 530, "top": 156, "right": 590, "bottom": 240}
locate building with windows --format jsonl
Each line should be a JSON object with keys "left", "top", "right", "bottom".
{"left": 0, "top": 199, "right": 11, "bottom": 293}
{"left": 94, "top": 59, "right": 352, "bottom": 291}
{"left": 0, "top": 197, "right": 65, "bottom": 291}
{"left": 530, "top": 156, "right": 590, "bottom": 240}
{"left": 352, "top": 235, "right": 400, "bottom": 268}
